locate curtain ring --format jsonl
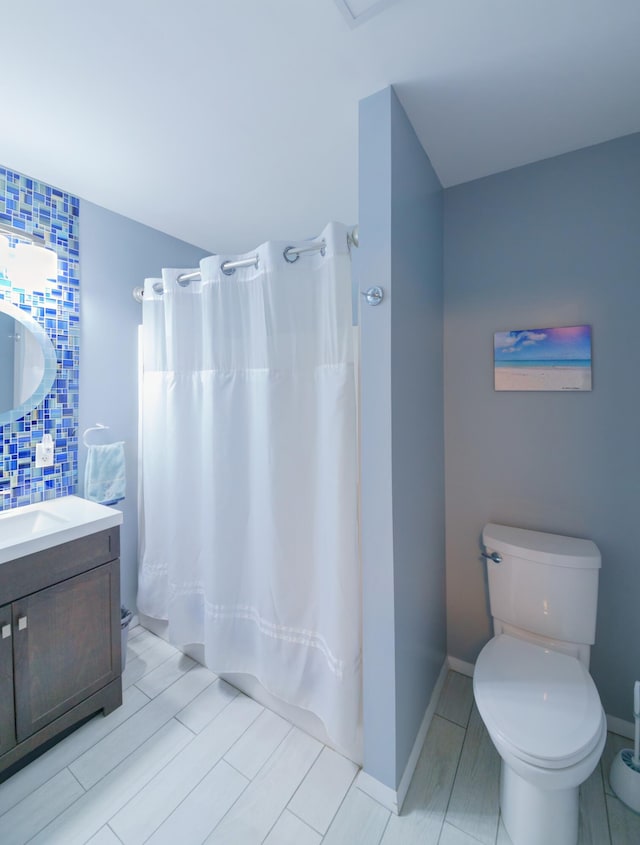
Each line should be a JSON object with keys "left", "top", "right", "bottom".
{"left": 221, "top": 261, "right": 236, "bottom": 276}
{"left": 283, "top": 246, "right": 300, "bottom": 264}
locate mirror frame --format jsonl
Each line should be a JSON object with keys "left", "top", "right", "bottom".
{"left": 0, "top": 299, "right": 58, "bottom": 426}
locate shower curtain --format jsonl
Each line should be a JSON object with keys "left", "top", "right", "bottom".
{"left": 138, "top": 222, "right": 360, "bottom": 752}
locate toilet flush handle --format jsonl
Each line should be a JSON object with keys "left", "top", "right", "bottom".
{"left": 481, "top": 550, "right": 502, "bottom": 564}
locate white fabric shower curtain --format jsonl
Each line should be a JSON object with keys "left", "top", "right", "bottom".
{"left": 138, "top": 222, "right": 360, "bottom": 752}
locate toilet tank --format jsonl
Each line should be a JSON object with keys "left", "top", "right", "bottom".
{"left": 482, "top": 523, "right": 601, "bottom": 648}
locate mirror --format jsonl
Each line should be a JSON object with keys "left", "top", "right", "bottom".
{"left": 0, "top": 300, "right": 57, "bottom": 425}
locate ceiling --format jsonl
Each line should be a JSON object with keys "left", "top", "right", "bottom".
{"left": 1, "top": 1, "right": 639, "bottom": 253}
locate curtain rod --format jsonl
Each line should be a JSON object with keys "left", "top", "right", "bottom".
{"left": 132, "top": 225, "right": 359, "bottom": 303}
{"left": 177, "top": 225, "right": 359, "bottom": 285}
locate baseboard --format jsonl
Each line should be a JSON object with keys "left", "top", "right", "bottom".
{"left": 447, "top": 655, "right": 474, "bottom": 677}
{"left": 395, "top": 658, "right": 449, "bottom": 812}
{"left": 355, "top": 770, "right": 399, "bottom": 814}
{"left": 606, "top": 714, "right": 635, "bottom": 740}
{"left": 356, "top": 657, "right": 449, "bottom": 815}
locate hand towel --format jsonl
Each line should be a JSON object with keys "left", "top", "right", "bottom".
{"left": 85, "top": 441, "right": 126, "bottom": 505}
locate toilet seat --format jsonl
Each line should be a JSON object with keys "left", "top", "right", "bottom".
{"left": 474, "top": 634, "right": 604, "bottom": 769}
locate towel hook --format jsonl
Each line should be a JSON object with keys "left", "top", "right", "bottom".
{"left": 82, "top": 423, "right": 110, "bottom": 448}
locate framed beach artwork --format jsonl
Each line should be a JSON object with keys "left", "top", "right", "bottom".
{"left": 494, "top": 325, "right": 592, "bottom": 391}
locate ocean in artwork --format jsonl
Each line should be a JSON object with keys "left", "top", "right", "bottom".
{"left": 494, "top": 326, "right": 592, "bottom": 391}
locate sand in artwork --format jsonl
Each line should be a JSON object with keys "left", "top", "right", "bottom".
{"left": 494, "top": 365, "right": 592, "bottom": 391}
{"left": 494, "top": 326, "right": 592, "bottom": 392}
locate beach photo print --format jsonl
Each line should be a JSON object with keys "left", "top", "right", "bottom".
{"left": 494, "top": 325, "right": 592, "bottom": 391}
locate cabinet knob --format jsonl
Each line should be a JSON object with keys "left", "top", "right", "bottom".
{"left": 17, "top": 616, "right": 28, "bottom": 631}
{"left": 1, "top": 624, "right": 10, "bottom": 639}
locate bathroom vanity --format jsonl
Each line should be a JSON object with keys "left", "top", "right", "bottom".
{"left": 0, "top": 496, "right": 123, "bottom": 779}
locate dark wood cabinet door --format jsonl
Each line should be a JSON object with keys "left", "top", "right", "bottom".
{"left": 12, "top": 561, "right": 120, "bottom": 742}
{"left": 0, "top": 602, "right": 16, "bottom": 755}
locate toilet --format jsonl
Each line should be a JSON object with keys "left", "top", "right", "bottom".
{"left": 473, "top": 524, "right": 607, "bottom": 845}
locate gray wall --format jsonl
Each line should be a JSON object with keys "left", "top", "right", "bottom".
{"left": 444, "top": 132, "right": 640, "bottom": 723}
{"left": 79, "top": 201, "right": 209, "bottom": 612}
{"left": 360, "top": 86, "right": 446, "bottom": 789}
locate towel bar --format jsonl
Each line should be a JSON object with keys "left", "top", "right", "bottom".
{"left": 82, "top": 423, "right": 110, "bottom": 447}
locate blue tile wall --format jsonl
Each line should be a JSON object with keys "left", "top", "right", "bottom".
{"left": 0, "top": 167, "right": 79, "bottom": 510}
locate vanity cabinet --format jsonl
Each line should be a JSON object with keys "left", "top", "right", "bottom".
{"left": 0, "top": 602, "right": 16, "bottom": 756}
{"left": 0, "top": 526, "right": 122, "bottom": 778}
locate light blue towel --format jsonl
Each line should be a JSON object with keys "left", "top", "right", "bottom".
{"left": 85, "top": 442, "right": 126, "bottom": 505}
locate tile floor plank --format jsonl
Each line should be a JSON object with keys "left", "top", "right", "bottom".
{"left": 445, "top": 705, "right": 501, "bottom": 845}
{"left": 380, "top": 715, "right": 465, "bottom": 845}
{"left": 85, "top": 827, "right": 123, "bottom": 845}
{"left": 135, "top": 651, "right": 197, "bottom": 699}
{"left": 0, "top": 686, "right": 148, "bottom": 816}
{"left": 606, "top": 793, "right": 640, "bottom": 845}
{"left": 287, "top": 745, "right": 359, "bottom": 835}
{"left": 109, "top": 694, "right": 262, "bottom": 845}
{"left": 435, "top": 671, "right": 474, "bottom": 729}
{"left": 203, "top": 727, "right": 322, "bottom": 844}
{"left": 439, "top": 822, "right": 488, "bottom": 844}
{"left": 224, "top": 707, "right": 292, "bottom": 780}
{"left": 145, "top": 760, "right": 248, "bottom": 845}
{"left": 264, "top": 810, "right": 322, "bottom": 845}
{"left": 28, "top": 719, "right": 193, "bottom": 845}
{"left": 0, "top": 768, "right": 85, "bottom": 845}
{"left": 175, "top": 677, "right": 239, "bottom": 734}
{"left": 126, "top": 627, "right": 158, "bottom": 657}
{"left": 579, "top": 762, "right": 611, "bottom": 845}
{"left": 69, "top": 666, "right": 216, "bottom": 789}
{"left": 121, "top": 638, "right": 179, "bottom": 690}
{"left": 322, "top": 785, "right": 390, "bottom": 845}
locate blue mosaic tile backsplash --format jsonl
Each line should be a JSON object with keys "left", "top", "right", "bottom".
{"left": 0, "top": 167, "right": 79, "bottom": 510}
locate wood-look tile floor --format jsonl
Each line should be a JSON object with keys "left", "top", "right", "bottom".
{"left": 1, "top": 627, "right": 638, "bottom": 844}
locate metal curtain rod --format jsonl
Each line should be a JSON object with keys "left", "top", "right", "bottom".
{"left": 132, "top": 225, "right": 359, "bottom": 302}
{"left": 0, "top": 223, "right": 47, "bottom": 247}
{"left": 175, "top": 225, "right": 359, "bottom": 286}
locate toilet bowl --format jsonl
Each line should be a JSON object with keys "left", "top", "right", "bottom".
{"left": 476, "top": 524, "right": 605, "bottom": 845}
{"left": 474, "top": 634, "right": 606, "bottom": 845}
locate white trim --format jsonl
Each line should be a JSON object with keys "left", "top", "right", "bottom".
{"left": 606, "top": 714, "right": 635, "bottom": 740}
{"left": 396, "top": 658, "right": 449, "bottom": 811}
{"left": 447, "top": 655, "right": 474, "bottom": 677}
{"left": 356, "top": 658, "right": 449, "bottom": 815}
{"left": 355, "top": 770, "right": 399, "bottom": 814}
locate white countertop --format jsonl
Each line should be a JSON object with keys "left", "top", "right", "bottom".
{"left": 0, "top": 495, "right": 123, "bottom": 564}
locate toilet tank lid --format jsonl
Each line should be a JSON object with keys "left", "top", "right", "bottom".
{"left": 483, "top": 524, "right": 601, "bottom": 569}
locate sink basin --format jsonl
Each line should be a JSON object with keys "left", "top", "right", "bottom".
{"left": 0, "top": 495, "right": 123, "bottom": 563}
{"left": 0, "top": 507, "right": 69, "bottom": 545}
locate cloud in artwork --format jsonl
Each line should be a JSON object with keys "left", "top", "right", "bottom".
{"left": 494, "top": 334, "right": 519, "bottom": 349}
{"left": 521, "top": 331, "right": 547, "bottom": 343}
{"left": 495, "top": 330, "right": 547, "bottom": 352}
